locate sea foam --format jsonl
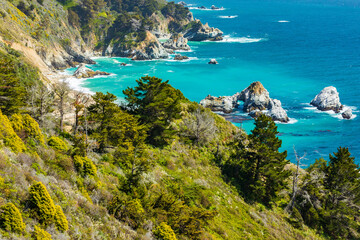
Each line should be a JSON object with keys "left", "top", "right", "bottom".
{"left": 218, "top": 15, "right": 238, "bottom": 19}
{"left": 278, "top": 20, "right": 290, "bottom": 23}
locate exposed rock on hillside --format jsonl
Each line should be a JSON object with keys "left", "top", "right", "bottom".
{"left": 183, "top": 21, "right": 223, "bottom": 41}
{"left": 310, "top": 86, "right": 343, "bottom": 113}
{"left": 73, "top": 64, "right": 110, "bottom": 78}
{"left": 162, "top": 34, "right": 190, "bottom": 51}
{"left": 130, "top": 31, "right": 169, "bottom": 60}
{"left": 200, "top": 82, "right": 289, "bottom": 122}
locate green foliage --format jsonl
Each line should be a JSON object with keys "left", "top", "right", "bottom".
{"left": 294, "top": 147, "right": 360, "bottom": 239}
{"left": 73, "top": 155, "right": 97, "bottom": 177}
{"left": 32, "top": 225, "right": 52, "bottom": 240}
{"left": 54, "top": 205, "right": 68, "bottom": 232}
{"left": 223, "top": 114, "right": 290, "bottom": 206}
{"left": 0, "top": 110, "right": 26, "bottom": 152}
{"left": 0, "top": 50, "right": 41, "bottom": 115}
{"left": 11, "top": 114, "right": 45, "bottom": 145}
{"left": 161, "top": 2, "right": 189, "bottom": 21}
{"left": 153, "top": 222, "right": 177, "bottom": 240}
{"left": 123, "top": 76, "right": 186, "bottom": 146}
{"left": 109, "top": 195, "right": 145, "bottom": 228}
{"left": 29, "top": 181, "right": 56, "bottom": 224}
{"left": 0, "top": 202, "right": 26, "bottom": 233}
{"left": 48, "top": 136, "right": 68, "bottom": 151}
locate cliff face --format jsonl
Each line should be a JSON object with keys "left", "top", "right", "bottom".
{"left": 0, "top": 0, "right": 221, "bottom": 70}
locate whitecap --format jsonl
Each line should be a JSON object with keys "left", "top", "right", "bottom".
{"left": 209, "top": 35, "right": 267, "bottom": 43}
{"left": 278, "top": 20, "right": 290, "bottom": 23}
{"left": 63, "top": 76, "right": 94, "bottom": 94}
{"left": 113, "top": 59, "right": 120, "bottom": 63}
{"left": 167, "top": 70, "right": 174, "bottom": 73}
{"left": 277, "top": 118, "right": 298, "bottom": 124}
{"left": 218, "top": 15, "right": 238, "bottom": 19}
{"left": 188, "top": 7, "right": 226, "bottom": 11}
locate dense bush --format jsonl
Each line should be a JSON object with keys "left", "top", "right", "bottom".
{"left": 153, "top": 222, "right": 177, "bottom": 240}
{"left": 54, "top": 205, "right": 68, "bottom": 232}
{"left": 28, "top": 181, "right": 56, "bottom": 224}
{"left": 73, "top": 155, "right": 97, "bottom": 177}
{"left": 48, "top": 136, "right": 68, "bottom": 151}
{"left": 31, "top": 225, "right": 52, "bottom": 240}
{"left": 0, "top": 110, "right": 26, "bottom": 153}
{"left": 0, "top": 203, "right": 26, "bottom": 233}
{"left": 11, "top": 114, "right": 45, "bottom": 145}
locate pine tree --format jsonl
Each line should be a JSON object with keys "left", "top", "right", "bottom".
{"left": 225, "top": 114, "right": 290, "bottom": 205}
{"left": 123, "top": 76, "right": 185, "bottom": 146}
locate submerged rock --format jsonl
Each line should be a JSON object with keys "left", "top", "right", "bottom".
{"left": 310, "top": 86, "right": 343, "bottom": 113}
{"left": 183, "top": 20, "right": 223, "bottom": 41}
{"left": 200, "top": 81, "right": 289, "bottom": 122}
{"left": 342, "top": 108, "right": 353, "bottom": 119}
{"left": 211, "top": 5, "right": 222, "bottom": 10}
{"left": 162, "top": 33, "right": 191, "bottom": 51}
{"left": 208, "top": 59, "right": 218, "bottom": 64}
{"left": 174, "top": 54, "right": 189, "bottom": 61}
{"left": 73, "top": 63, "right": 110, "bottom": 78}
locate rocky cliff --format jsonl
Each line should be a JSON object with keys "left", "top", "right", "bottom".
{"left": 0, "top": 0, "right": 223, "bottom": 71}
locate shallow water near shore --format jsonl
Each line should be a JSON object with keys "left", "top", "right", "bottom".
{"left": 65, "top": 0, "right": 360, "bottom": 166}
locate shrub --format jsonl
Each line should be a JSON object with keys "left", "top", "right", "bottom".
{"left": 73, "top": 155, "right": 84, "bottom": 172}
{"left": 83, "top": 157, "right": 97, "bottom": 177}
{"left": 48, "top": 136, "right": 68, "bottom": 151}
{"left": 11, "top": 114, "right": 45, "bottom": 145}
{"left": 32, "top": 225, "right": 52, "bottom": 240}
{"left": 0, "top": 110, "right": 26, "bottom": 152}
{"left": 54, "top": 205, "right": 68, "bottom": 232}
{"left": 28, "top": 182, "right": 56, "bottom": 224}
{"left": 73, "top": 155, "right": 96, "bottom": 177}
{"left": 0, "top": 203, "right": 26, "bottom": 233}
{"left": 153, "top": 222, "right": 177, "bottom": 240}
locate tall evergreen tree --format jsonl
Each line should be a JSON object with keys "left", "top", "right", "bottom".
{"left": 123, "top": 76, "right": 185, "bottom": 146}
{"left": 224, "top": 114, "right": 290, "bottom": 206}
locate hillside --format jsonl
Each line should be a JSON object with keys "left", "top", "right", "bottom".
{"left": 1, "top": 1, "right": 360, "bottom": 240}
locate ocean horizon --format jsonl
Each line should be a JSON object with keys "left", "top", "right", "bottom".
{"left": 64, "top": 0, "right": 360, "bottom": 166}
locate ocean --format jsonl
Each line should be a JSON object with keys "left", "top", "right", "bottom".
{"left": 65, "top": 0, "right": 360, "bottom": 166}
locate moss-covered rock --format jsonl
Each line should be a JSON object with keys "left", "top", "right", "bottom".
{"left": 0, "top": 202, "right": 26, "bottom": 233}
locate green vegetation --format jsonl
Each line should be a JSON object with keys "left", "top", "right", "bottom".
{"left": 0, "top": 202, "right": 26, "bottom": 233}
{"left": 0, "top": 45, "right": 353, "bottom": 239}
{"left": 47, "top": 136, "right": 68, "bottom": 151}
{"left": 31, "top": 225, "right": 52, "bottom": 240}
{"left": 153, "top": 222, "right": 177, "bottom": 240}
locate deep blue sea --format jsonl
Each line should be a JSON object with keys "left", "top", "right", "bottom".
{"left": 65, "top": 0, "right": 360, "bottom": 166}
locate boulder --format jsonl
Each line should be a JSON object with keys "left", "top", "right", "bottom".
{"left": 268, "top": 99, "right": 289, "bottom": 123}
{"left": 73, "top": 63, "right": 110, "bottom": 78}
{"left": 120, "top": 63, "right": 127, "bottom": 66}
{"left": 310, "top": 86, "right": 343, "bottom": 113}
{"left": 198, "top": 6, "right": 206, "bottom": 9}
{"left": 174, "top": 54, "right": 189, "bottom": 61}
{"left": 208, "top": 59, "right": 218, "bottom": 64}
{"left": 342, "top": 108, "right": 352, "bottom": 119}
{"left": 183, "top": 20, "right": 223, "bottom": 41}
{"left": 178, "top": 1, "right": 186, "bottom": 6}
{"left": 162, "top": 34, "right": 191, "bottom": 51}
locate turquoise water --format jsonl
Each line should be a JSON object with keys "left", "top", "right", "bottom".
{"left": 66, "top": 0, "right": 360, "bottom": 166}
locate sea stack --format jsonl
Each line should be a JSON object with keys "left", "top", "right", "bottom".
{"left": 310, "top": 86, "right": 343, "bottom": 113}
{"left": 200, "top": 81, "right": 289, "bottom": 122}
{"left": 73, "top": 63, "right": 110, "bottom": 78}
